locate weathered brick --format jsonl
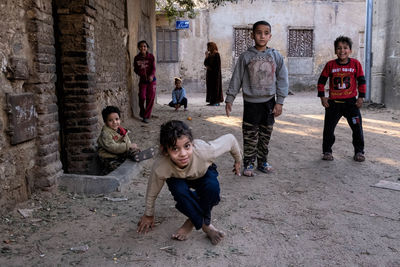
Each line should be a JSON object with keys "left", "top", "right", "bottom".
{"left": 77, "top": 116, "right": 98, "bottom": 126}
{"left": 37, "top": 113, "right": 59, "bottom": 126}
{"left": 64, "top": 95, "right": 96, "bottom": 104}
{"left": 38, "top": 143, "right": 59, "bottom": 157}
{"left": 63, "top": 109, "right": 97, "bottom": 119}
{"left": 37, "top": 122, "right": 59, "bottom": 134}
{"left": 37, "top": 132, "right": 59, "bottom": 145}
{"left": 36, "top": 152, "right": 58, "bottom": 167}
{"left": 75, "top": 74, "right": 95, "bottom": 81}
{"left": 64, "top": 102, "right": 97, "bottom": 111}
{"left": 24, "top": 83, "right": 55, "bottom": 94}
{"left": 64, "top": 82, "right": 93, "bottom": 88}
{"left": 33, "top": 53, "right": 56, "bottom": 64}
{"left": 64, "top": 124, "right": 97, "bottom": 134}
{"left": 64, "top": 88, "right": 95, "bottom": 95}
{"left": 33, "top": 62, "right": 56, "bottom": 74}
{"left": 66, "top": 132, "right": 98, "bottom": 140}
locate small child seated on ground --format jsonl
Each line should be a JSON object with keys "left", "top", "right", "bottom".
{"left": 137, "top": 120, "right": 242, "bottom": 245}
{"left": 168, "top": 77, "right": 188, "bottom": 111}
{"left": 97, "top": 106, "right": 155, "bottom": 174}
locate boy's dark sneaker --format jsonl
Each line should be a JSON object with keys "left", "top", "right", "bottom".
{"left": 353, "top": 152, "right": 365, "bottom": 162}
{"left": 243, "top": 163, "right": 255, "bottom": 177}
{"left": 142, "top": 118, "right": 149, "bottom": 123}
{"left": 322, "top": 152, "right": 334, "bottom": 161}
{"left": 257, "top": 162, "right": 272, "bottom": 173}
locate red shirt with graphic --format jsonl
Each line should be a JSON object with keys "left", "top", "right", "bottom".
{"left": 317, "top": 58, "right": 366, "bottom": 100}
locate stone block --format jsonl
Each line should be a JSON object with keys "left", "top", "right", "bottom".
{"left": 33, "top": 53, "right": 56, "bottom": 64}
{"left": 6, "top": 57, "right": 29, "bottom": 80}
{"left": 38, "top": 143, "right": 59, "bottom": 156}
{"left": 57, "top": 160, "right": 144, "bottom": 195}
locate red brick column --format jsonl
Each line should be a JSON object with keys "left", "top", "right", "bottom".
{"left": 55, "top": 0, "right": 98, "bottom": 173}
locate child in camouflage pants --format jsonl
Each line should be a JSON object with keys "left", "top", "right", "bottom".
{"left": 225, "top": 21, "right": 289, "bottom": 176}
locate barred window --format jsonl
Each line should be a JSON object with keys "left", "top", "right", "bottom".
{"left": 288, "top": 29, "right": 313, "bottom": 57}
{"left": 233, "top": 27, "right": 254, "bottom": 58}
{"left": 156, "top": 29, "right": 178, "bottom": 62}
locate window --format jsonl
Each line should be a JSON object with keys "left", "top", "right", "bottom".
{"left": 288, "top": 29, "right": 313, "bottom": 57}
{"left": 156, "top": 29, "right": 178, "bottom": 62}
{"left": 233, "top": 27, "right": 254, "bottom": 58}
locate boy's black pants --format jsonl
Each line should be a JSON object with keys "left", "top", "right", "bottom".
{"left": 323, "top": 99, "right": 364, "bottom": 154}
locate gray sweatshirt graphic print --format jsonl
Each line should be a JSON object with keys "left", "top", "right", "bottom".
{"left": 226, "top": 46, "right": 289, "bottom": 104}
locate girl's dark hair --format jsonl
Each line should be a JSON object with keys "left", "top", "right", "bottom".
{"left": 137, "top": 40, "right": 149, "bottom": 49}
{"left": 102, "top": 106, "right": 121, "bottom": 122}
{"left": 252, "top": 20, "right": 271, "bottom": 32}
{"left": 160, "top": 120, "right": 193, "bottom": 153}
{"left": 334, "top": 36, "right": 352, "bottom": 50}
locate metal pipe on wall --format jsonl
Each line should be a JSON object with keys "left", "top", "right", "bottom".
{"left": 364, "top": 0, "right": 373, "bottom": 101}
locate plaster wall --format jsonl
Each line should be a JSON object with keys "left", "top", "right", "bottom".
{"left": 155, "top": 1, "right": 366, "bottom": 93}
{"left": 371, "top": 0, "right": 400, "bottom": 109}
{"left": 93, "top": 0, "right": 129, "bottom": 127}
{"left": 156, "top": 10, "right": 209, "bottom": 95}
{"left": 209, "top": 0, "right": 366, "bottom": 91}
{"left": 127, "top": 0, "right": 156, "bottom": 117}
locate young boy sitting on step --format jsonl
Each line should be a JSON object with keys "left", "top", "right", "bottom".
{"left": 97, "top": 106, "right": 155, "bottom": 174}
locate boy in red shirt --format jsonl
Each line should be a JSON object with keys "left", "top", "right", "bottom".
{"left": 317, "top": 36, "right": 366, "bottom": 162}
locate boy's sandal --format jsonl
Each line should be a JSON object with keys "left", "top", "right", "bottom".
{"left": 257, "top": 162, "right": 273, "bottom": 173}
{"left": 322, "top": 152, "right": 334, "bottom": 161}
{"left": 243, "top": 164, "right": 255, "bottom": 177}
{"left": 133, "top": 147, "right": 156, "bottom": 162}
{"left": 353, "top": 152, "right": 365, "bottom": 162}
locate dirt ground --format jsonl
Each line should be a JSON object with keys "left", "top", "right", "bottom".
{"left": 1, "top": 92, "right": 400, "bottom": 267}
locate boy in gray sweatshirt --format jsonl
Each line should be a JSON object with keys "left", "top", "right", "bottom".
{"left": 225, "top": 20, "right": 289, "bottom": 176}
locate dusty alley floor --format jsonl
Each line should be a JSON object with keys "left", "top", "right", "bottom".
{"left": 1, "top": 92, "right": 400, "bottom": 267}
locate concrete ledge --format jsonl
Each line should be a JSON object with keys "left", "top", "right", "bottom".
{"left": 57, "top": 160, "right": 143, "bottom": 195}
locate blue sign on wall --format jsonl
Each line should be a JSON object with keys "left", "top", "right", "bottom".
{"left": 176, "top": 20, "right": 189, "bottom": 29}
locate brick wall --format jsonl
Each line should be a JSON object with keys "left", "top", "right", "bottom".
{"left": 0, "top": 0, "right": 62, "bottom": 212}
{"left": 55, "top": 0, "right": 130, "bottom": 174}
{"left": 25, "top": 0, "right": 63, "bottom": 186}
{"left": 55, "top": 0, "right": 99, "bottom": 173}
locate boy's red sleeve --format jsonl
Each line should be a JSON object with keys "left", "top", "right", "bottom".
{"left": 356, "top": 60, "right": 366, "bottom": 98}
{"left": 317, "top": 62, "right": 330, "bottom": 97}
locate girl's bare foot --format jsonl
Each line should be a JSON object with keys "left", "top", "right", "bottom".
{"left": 202, "top": 224, "right": 225, "bottom": 245}
{"left": 172, "top": 219, "right": 194, "bottom": 241}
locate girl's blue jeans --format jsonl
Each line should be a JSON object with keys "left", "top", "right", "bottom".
{"left": 166, "top": 164, "right": 220, "bottom": 230}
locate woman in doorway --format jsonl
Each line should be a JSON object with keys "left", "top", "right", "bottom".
{"left": 204, "top": 42, "right": 223, "bottom": 106}
{"left": 134, "top": 40, "right": 156, "bottom": 123}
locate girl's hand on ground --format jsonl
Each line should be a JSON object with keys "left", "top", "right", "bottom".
{"left": 225, "top": 102, "right": 232, "bottom": 117}
{"left": 137, "top": 215, "right": 155, "bottom": 234}
{"left": 233, "top": 161, "right": 241, "bottom": 176}
{"left": 320, "top": 97, "right": 329, "bottom": 108}
{"left": 273, "top": 104, "right": 283, "bottom": 117}
{"left": 356, "top": 98, "right": 364, "bottom": 108}
{"left": 130, "top": 143, "right": 138, "bottom": 150}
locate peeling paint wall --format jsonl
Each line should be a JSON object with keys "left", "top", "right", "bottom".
{"left": 156, "top": 0, "right": 366, "bottom": 94}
